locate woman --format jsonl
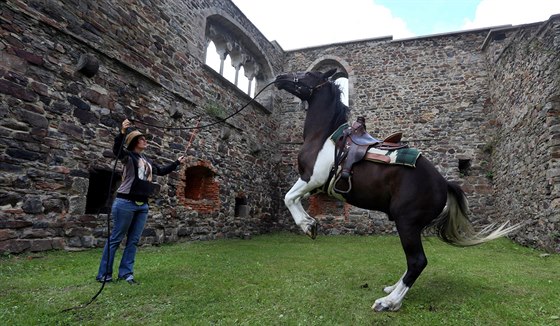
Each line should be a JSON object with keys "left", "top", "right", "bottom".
{"left": 96, "top": 119, "right": 186, "bottom": 284}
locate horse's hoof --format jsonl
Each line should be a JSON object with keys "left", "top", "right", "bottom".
{"left": 305, "top": 222, "right": 318, "bottom": 240}
{"left": 373, "top": 302, "right": 390, "bottom": 312}
{"left": 373, "top": 300, "right": 401, "bottom": 312}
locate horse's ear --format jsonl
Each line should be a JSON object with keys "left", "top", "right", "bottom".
{"left": 323, "top": 68, "right": 337, "bottom": 79}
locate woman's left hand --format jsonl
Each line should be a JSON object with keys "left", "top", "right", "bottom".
{"left": 177, "top": 156, "right": 186, "bottom": 164}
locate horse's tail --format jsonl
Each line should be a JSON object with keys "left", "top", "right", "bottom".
{"left": 431, "top": 182, "right": 521, "bottom": 247}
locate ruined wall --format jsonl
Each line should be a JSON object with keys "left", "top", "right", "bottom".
{"left": 484, "top": 17, "right": 560, "bottom": 252}
{"left": 0, "top": 0, "right": 285, "bottom": 253}
{"left": 1, "top": 0, "right": 558, "bottom": 254}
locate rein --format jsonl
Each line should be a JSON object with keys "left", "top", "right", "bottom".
{"left": 129, "top": 80, "right": 276, "bottom": 131}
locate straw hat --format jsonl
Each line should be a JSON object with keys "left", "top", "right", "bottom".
{"left": 125, "top": 130, "right": 146, "bottom": 150}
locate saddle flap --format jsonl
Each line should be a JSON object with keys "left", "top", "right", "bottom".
{"left": 350, "top": 133, "right": 381, "bottom": 146}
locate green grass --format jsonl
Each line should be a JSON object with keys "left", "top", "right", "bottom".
{"left": 1, "top": 234, "right": 559, "bottom": 325}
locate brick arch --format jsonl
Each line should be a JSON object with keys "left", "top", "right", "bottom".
{"left": 177, "top": 160, "right": 220, "bottom": 213}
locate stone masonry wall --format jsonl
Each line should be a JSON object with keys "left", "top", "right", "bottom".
{"left": 1, "top": 0, "right": 558, "bottom": 254}
{"left": 484, "top": 17, "right": 560, "bottom": 252}
{"left": 0, "top": 0, "right": 285, "bottom": 253}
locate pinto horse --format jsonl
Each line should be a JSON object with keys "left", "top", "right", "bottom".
{"left": 275, "top": 69, "right": 520, "bottom": 312}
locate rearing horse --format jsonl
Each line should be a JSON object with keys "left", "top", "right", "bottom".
{"left": 275, "top": 69, "right": 520, "bottom": 312}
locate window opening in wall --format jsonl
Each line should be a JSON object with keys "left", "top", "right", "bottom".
{"left": 205, "top": 41, "right": 222, "bottom": 72}
{"left": 86, "top": 169, "right": 120, "bottom": 214}
{"left": 249, "top": 78, "right": 256, "bottom": 97}
{"left": 223, "top": 55, "right": 236, "bottom": 85}
{"left": 334, "top": 77, "right": 349, "bottom": 106}
{"left": 459, "top": 159, "right": 472, "bottom": 176}
{"left": 234, "top": 193, "right": 248, "bottom": 217}
{"left": 184, "top": 166, "right": 215, "bottom": 201}
{"left": 238, "top": 66, "right": 249, "bottom": 93}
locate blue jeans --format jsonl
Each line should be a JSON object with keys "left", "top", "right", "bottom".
{"left": 97, "top": 198, "right": 149, "bottom": 280}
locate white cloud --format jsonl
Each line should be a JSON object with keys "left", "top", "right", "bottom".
{"left": 462, "top": 0, "right": 560, "bottom": 30}
{"left": 232, "top": 0, "right": 414, "bottom": 50}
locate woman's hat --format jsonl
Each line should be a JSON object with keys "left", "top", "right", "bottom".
{"left": 125, "top": 130, "right": 146, "bottom": 150}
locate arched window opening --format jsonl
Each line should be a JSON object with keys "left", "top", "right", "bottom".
{"left": 205, "top": 15, "right": 274, "bottom": 112}
{"left": 238, "top": 66, "right": 250, "bottom": 95}
{"left": 310, "top": 58, "right": 351, "bottom": 107}
{"left": 205, "top": 41, "right": 222, "bottom": 73}
{"left": 335, "top": 77, "right": 349, "bottom": 106}
{"left": 223, "top": 55, "right": 236, "bottom": 85}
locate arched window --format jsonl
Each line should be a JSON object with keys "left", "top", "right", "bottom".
{"left": 335, "top": 77, "right": 349, "bottom": 106}
{"left": 205, "top": 15, "right": 274, "bottom": 111}
{"left": 205, "top": 41, "right": 221, "bottom": 73}
{"left": 238, "top": 65, "right": 250, "bottom": 95}
{"left": 309, "top": 58, "right": 352, "bottom": 107}
{"left": 223, "top": 55, "right": 236, "bottom": 85}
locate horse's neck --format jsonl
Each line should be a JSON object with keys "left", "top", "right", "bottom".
{"left": 303, "top": 91, "right": 345, "bottom": 142}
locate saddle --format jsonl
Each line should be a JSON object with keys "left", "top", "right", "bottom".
{"left": 334, "top": 117, "right": 408, "bottom": 193}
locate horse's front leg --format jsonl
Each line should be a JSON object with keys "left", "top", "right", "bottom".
{"left": 373, "top": 228, "right": 427, "bottom": 312}
{"left": 284, "top": 139, "right": 336, "bottom": 239}
{"left": 284, "top": 179, "right": 319, "bottom": 239}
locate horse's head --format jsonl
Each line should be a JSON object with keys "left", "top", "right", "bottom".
{"left": 275, "top": 69, "right": 337, "bottom": 101}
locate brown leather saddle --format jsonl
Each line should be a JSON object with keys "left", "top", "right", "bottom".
{"left": 333, "top": 118, "right": 408, "bottom": 193}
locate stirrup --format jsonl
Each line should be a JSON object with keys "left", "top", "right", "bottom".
{"left": 333, "top": 173, "right": 352, "bottom": 194}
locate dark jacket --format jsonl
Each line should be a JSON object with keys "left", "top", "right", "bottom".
{"left": 113, "top": 133, "right": 180, "bottom": 202}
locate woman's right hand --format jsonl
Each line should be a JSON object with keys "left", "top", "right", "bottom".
{"left": 121, "top": 119, "right": 132, "bottom": 134}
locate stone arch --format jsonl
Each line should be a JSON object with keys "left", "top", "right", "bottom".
{"left": 307, "top": 56, "right": 354, "bottom": 106}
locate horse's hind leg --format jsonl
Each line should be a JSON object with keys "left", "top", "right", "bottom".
{"left": 373, "top": 229, "right": 427, "bottom": 312}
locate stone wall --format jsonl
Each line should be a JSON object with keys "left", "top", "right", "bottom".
{"left": 1, "top": 0, "right": 558, "bottom": 253}
{"left": 483, "top": 17, "right": 560, "bottom": 252}
{"left": 0, "top": 0, "right": 286, "bottom": 253}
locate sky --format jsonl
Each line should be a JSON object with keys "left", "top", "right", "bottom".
{"left": 231, "top": 0, "right": 560, "bottom": 50}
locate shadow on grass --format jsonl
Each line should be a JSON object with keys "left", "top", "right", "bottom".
{"left": 407, "top": 274, "right": 492, "bottom": 308}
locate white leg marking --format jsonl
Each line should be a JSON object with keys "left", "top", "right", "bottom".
{"left": 383, "top": 271, "right": 406, "bottom": 294}
{"left": 373, "top": 279, "right": 410, "bottom": 312}
{"left": 284, "top": 179, "right": 316, "bottom": 231}
{"left": 284, "top": 139, "right": 335, "bottom": 234}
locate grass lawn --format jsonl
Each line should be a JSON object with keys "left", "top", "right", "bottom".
{"left": 1, "top": 233, "right": 559, "bottom": 325}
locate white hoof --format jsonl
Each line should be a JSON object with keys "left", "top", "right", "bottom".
{"left": 372, "top": 298, "right": 401, "bottom": 312}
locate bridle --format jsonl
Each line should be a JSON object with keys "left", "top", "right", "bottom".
{"left": 291, "top": 75, "right": 331, "bottom": 98}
